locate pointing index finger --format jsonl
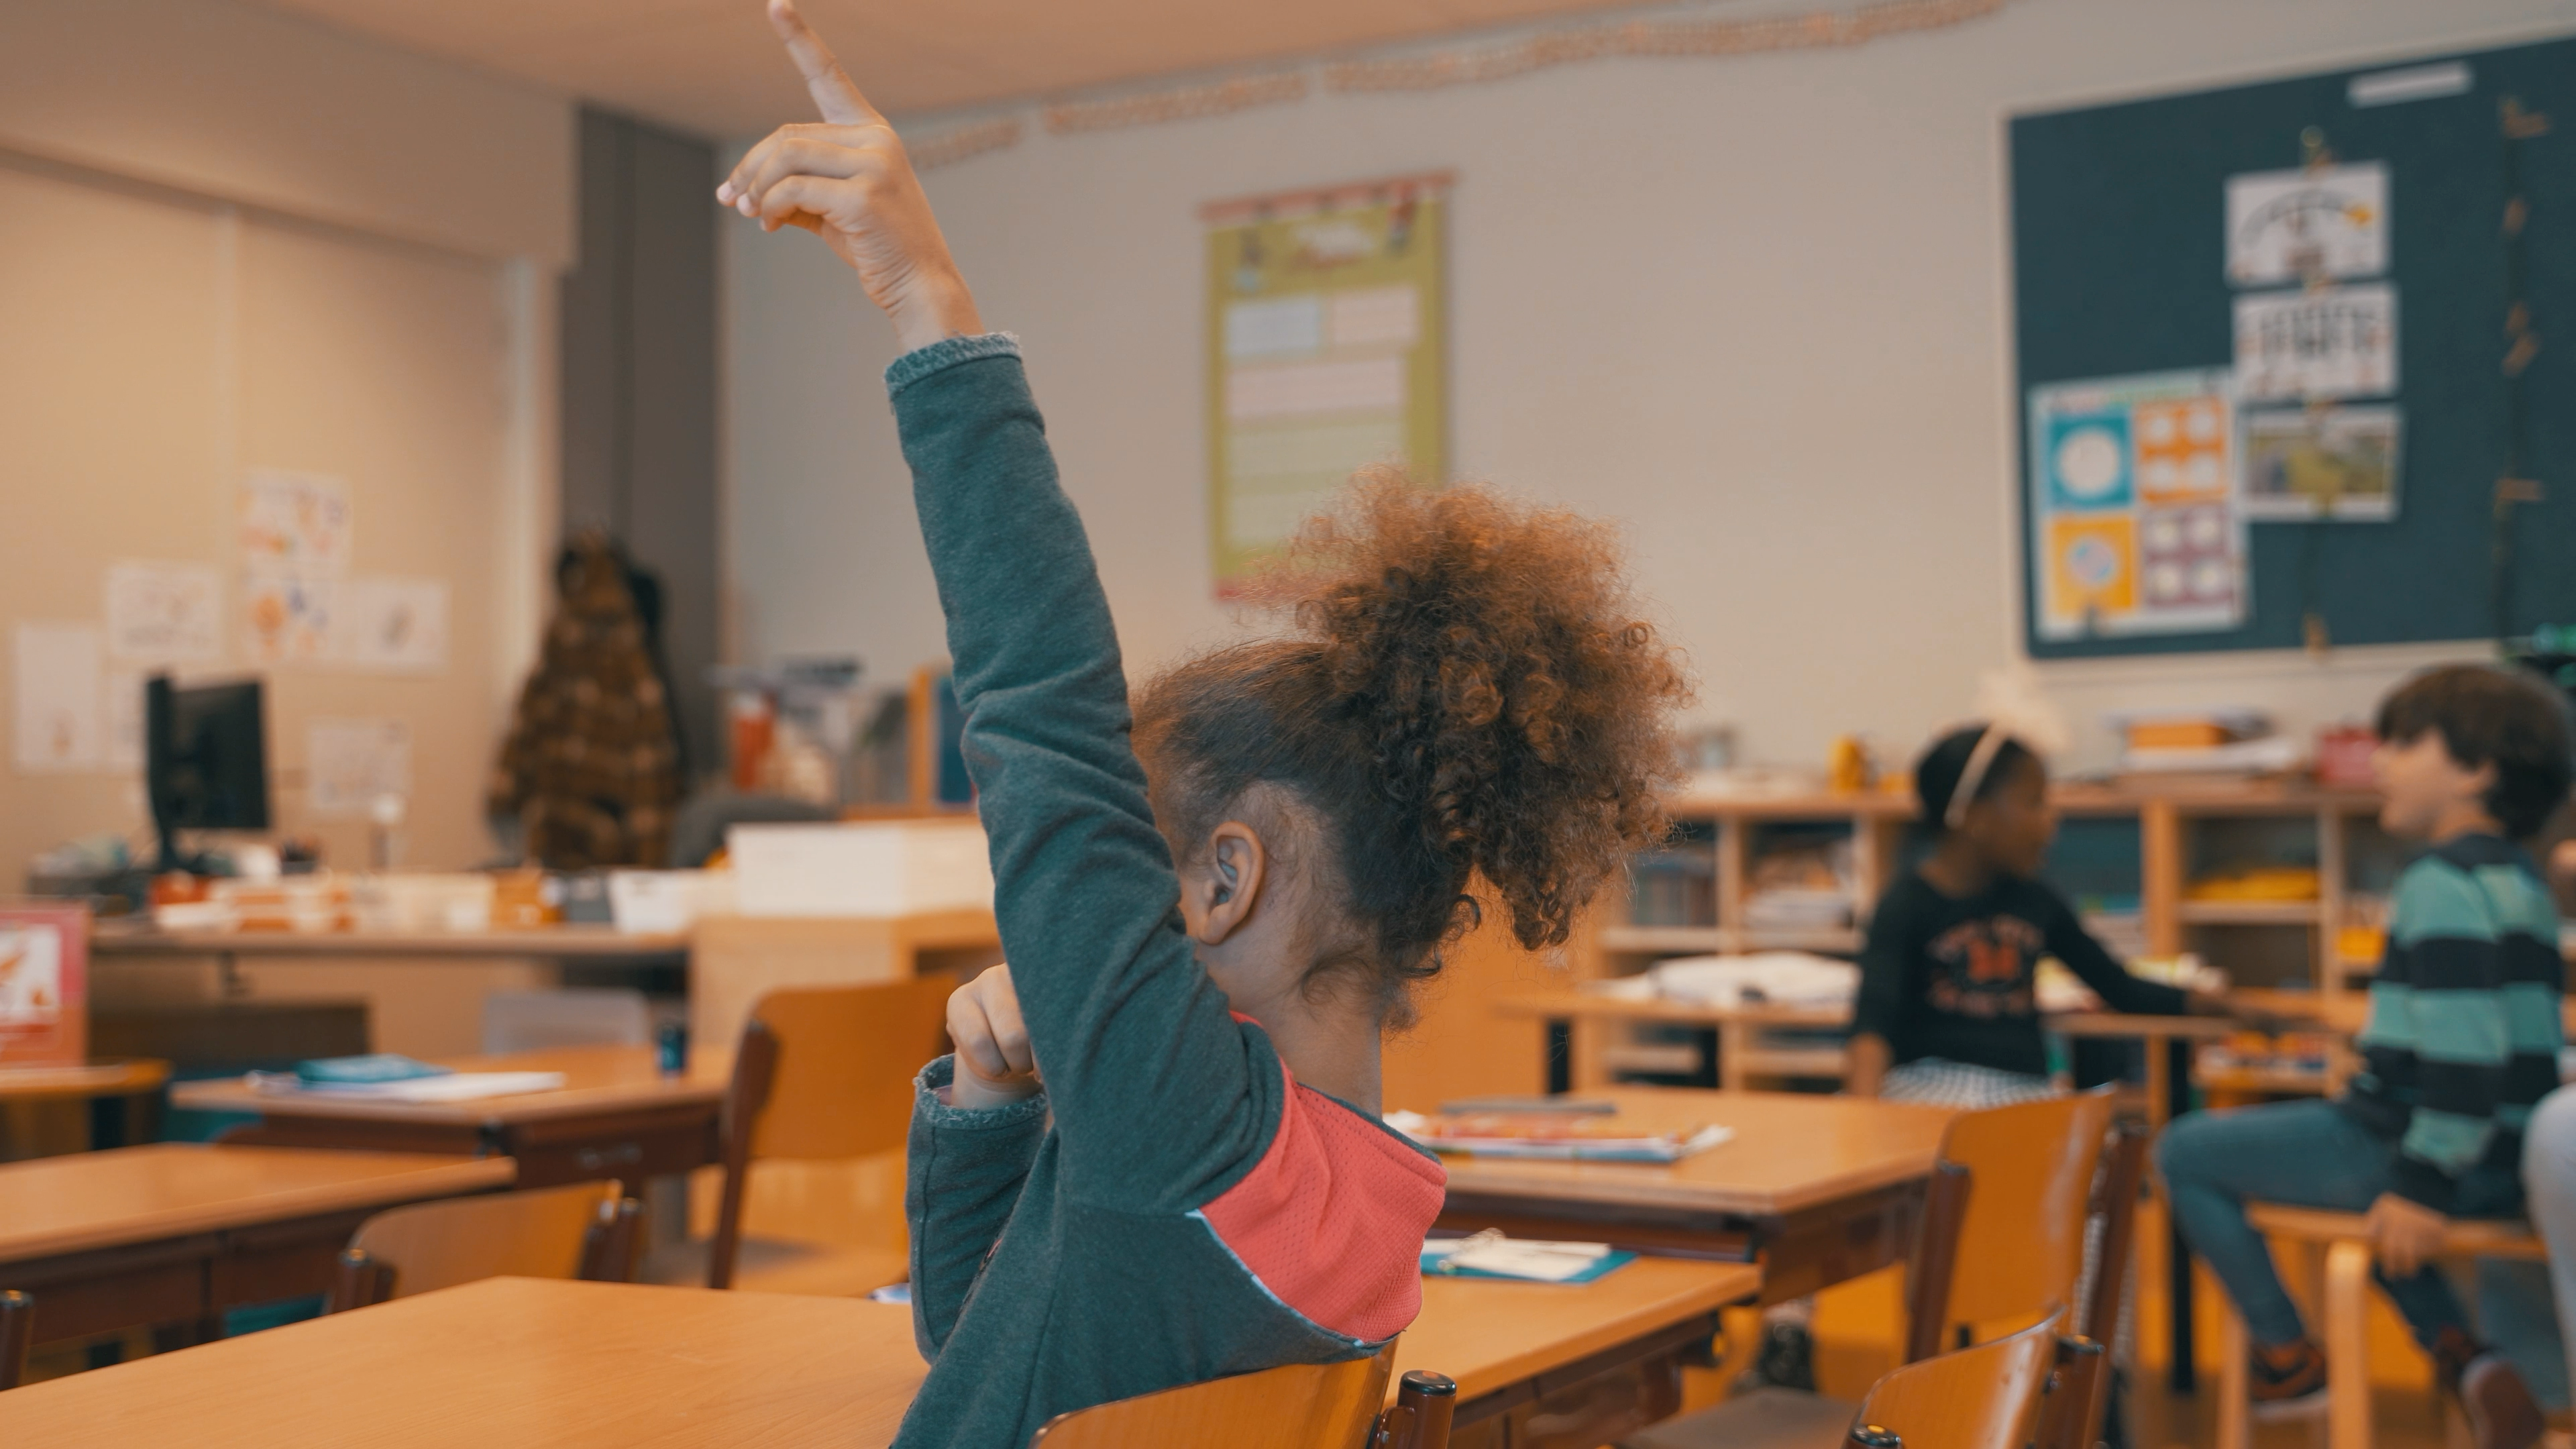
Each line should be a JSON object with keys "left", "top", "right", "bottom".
{"left": 768, "top": 0, "right": 881, "bottom": 127}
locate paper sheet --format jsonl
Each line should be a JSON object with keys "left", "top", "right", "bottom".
{"left": 13, "top": 623, "right": 103, "bottom": 772}
{"left": 336, "top": 577, "right": 448, "bottom": 672}
{"left": 105, "top": 561, "right": 222, "bottom": 662}
{"left": 243, "top": 574, "right": 334, "bottom": 666}
{"left": 2028, "top": 370, "right": 2247, "bottom": 640}
{"left": 2243, "top": 405, "right": 2402, "bottom": 521}
{"left": 2234, "top": 284, "right": 2398, "bottom": 401}
{"left": 306, "top": 718, "right": 411, "bottom": 816}
{"left": 2224, "top": 163, "right": 2388, "bottom": 286}
{"left": 239, "top": 471, "right": 352, "bottom": 577}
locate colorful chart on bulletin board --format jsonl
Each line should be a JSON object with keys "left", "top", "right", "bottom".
{"left": 2029, "top": 369, "right": 2246, "bottom": 640}
{"left": 1202, "top": 174, "right": 1449, "bottom": 594}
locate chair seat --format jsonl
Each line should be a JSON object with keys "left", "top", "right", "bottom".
{"left": 641, "top": 1235, "right": 910, "bottom": 1297}
{"left": 1617, "top": 1387, "right": 1858, "bottom": 1449}
{"left": 2243, "top": 1204, "right": 2548, "bottom": 1258}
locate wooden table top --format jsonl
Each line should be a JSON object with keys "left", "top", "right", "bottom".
{"left": 172, "top": 1044, "right": 731, "bottom": 1126}
{"left": 0, "top": 1059, "right": 171, "bottom": 1101}
{"left": 1398, "top": 1255, "right": 1759, "bottom": 1403}
{"left": 89, "top": 923, "right": 690, "bottom": 960}
{"left": 1432, "top": 1088, "right": 1953, "bottom": 1218}
{"left": 0, "top": 1277, "right": 926, "bottom": 1448}
{"left": 0, "top": 1144, "right": 515, "bottom": 1263}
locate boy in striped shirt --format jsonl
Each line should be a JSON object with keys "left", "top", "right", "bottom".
{"left": 2159, "top": 665, "right": 2573, "bottom": 1449}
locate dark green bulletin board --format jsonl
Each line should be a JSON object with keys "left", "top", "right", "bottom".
{"left": 2010, "top": 34, "right": 2575, "bottom": 658}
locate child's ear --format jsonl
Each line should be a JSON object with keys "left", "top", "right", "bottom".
{"left": 1189, "top": 821, "right": 1269, "bottom": 945}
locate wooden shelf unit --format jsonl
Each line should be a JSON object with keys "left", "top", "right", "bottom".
{"left": 1578, "top": 780, "right": 2387, "bottom": 1089}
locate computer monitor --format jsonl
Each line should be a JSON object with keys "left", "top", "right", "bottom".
{"left": 146, "top": 674, "right": 270, "bottom": 871}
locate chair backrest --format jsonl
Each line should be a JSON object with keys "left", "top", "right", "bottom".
{"left": 704, "top": 977, "right": 956, "bottom": 1289}
{"left": 1847, "top": 1307, "right": 2063, "bottom": 1449}
{"left": 1907, "top": 1090, "right": 2113, "bottom": 1351}
{"left": 745, "top": 977, "right": 959, "bottom": 1161}
{"left": 1027, "top": 1346, "right": 1396, "bottom": 1449}
{"left": 327, "top": 1180, "right": 633, "bottom": 1311}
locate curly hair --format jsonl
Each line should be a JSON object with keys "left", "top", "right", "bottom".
{"left": 1134, "top": 472, "right": 1692, "bottom": 1018}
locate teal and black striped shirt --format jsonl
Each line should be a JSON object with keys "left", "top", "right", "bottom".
{"left": 2339, "top": 832, "right": 2565, "bottom": 1212}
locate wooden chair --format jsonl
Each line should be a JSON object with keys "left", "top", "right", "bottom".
{"left": 1840, "top": 1307, "right": 2067, "bottom": 1449}
{"left": 2212, "top": 1205, "right": 2550, "bottom": 1449}
{"left": 1, "top": 1290, "right": 31, "bottom": 1391}
{"left": 643, "top": 977, "right": 954, "bottom": 1295}
{"left": 1025, "top": 1345, "right": 1455, "bottom": 1449}
{"left": 324, "top": 1179, "right": 641, "bottom": 1312}
{"left": 1621, "top": 1093, "right": 2135, "bottom": 1449}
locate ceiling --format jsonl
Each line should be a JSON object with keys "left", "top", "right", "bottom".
{"left": 235, "top": 0, "right": 1670, "bottom": 138}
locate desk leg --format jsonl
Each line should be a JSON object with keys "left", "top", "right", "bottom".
{"left": 1547, "top": 1018, "right": 1572, "bottom": 1096}
{"left": 2166, "top": 1035, "right": 2196, "bottom": 1394}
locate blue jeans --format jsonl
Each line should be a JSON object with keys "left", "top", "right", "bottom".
{"left": 2157, "top": 1099, "right": 2518, "bottom": 1354}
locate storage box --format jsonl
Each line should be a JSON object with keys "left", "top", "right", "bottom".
{"left": 606, "top": 870, "right": 733, "bottom": 934}
{"left": 727, "top": 820, "right": 993, "bottom": 917}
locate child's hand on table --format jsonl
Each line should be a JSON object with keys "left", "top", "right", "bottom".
{"left": 717, "top": 0, "right": 981, "bottom": 352}
{"left": 2364, "top": 1191, "right": 2448, "bottom": 1277}
{"left": 946, "top": 964, "right": 1042, "bottom": 1110}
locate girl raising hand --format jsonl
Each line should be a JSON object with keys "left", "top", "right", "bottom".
{"left": 723, "top": 8, "right": 1690, "bottom": 1445}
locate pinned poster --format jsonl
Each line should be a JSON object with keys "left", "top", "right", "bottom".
{"left": 1203, "top": 173, "right": 1448, "bottom": 592}
{"left": 244, "top": 574, "right": 334, "bottom": 665}
{"left": 2029, "top": 370, "right": 2245, "bottom": 639}
{"left": 105, "top": 562, "right": 221, "bottom": 662}
{"left": 2225, "top": 163, "right": 2388, "bottom": 286}
{"left": 307, "top": 718, "right": 411, "bottom": 816}
{"left": 0, "top": 900, "right": 88, "bottom": 1068}
{"left": 2243, "top": 405, "right": 2402, "bottom": 521}
{"left": 239, "top": 471, "right": 352, "bottom": 577}
{"left": 337, "top": 577, "right": 449, "bottom": 672}
{"left": 2234, "top": 284, "right": 2397, "bottom": 401}
{"left": 13, "top": 623, "right": 103, "bottom": 772}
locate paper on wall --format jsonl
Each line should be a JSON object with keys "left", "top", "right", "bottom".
{"left": 239, "top": 471, "right": 352, "bottom": 577}
{"left": 2243, "top": 405, "right": 2402, "bottom": 521}
{"left": 105, "top": 562, "right": 221, "bottom": 662}
{"left": 2225, "top": 163, "right": 2388, "bottom": 286}
{"left": 243, "top": 574, "right": 333, "bottom": 666}
{"left": 335, "top": 577, "right": 448, "bottom": 672}
{"left": 2027, "top": 370, "right": 2246, "bottom": 641}
{"left": 2234, "top": 284, "right": 2398, "bottom": 401}
{"left": 306, "top": 718, "right": 411, "bottom": 816}
{"left": 13, "top": 623, "right": 103, "bottom": 772}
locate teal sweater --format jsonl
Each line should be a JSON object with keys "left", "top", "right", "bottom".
{"left": 2341, "top": 832, "right": 2565, "bottom": 1211}
{"left": 885, "top": 335, "right": 1447, "bottom": 1449}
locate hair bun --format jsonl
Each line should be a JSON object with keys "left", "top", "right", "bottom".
{"left": 1280, "top": 471, "right": 1691, "bottom": 951}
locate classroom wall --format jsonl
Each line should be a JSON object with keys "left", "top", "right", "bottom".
{"left": 721, "top": 0, "right": 2568, "bottom": 776}
{"left": 0, "top": 0, "right": 577, "bottom": 1055}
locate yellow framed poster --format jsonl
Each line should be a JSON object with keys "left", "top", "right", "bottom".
{"left": 1202, "top": 173, "right": 1450, "bottom": 594}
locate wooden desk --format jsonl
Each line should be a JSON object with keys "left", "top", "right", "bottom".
{"left": 0, "top": 1059, "right": 171, "bottom": 1160}
{"left": 172, "top": 1044, "right": 728, "bottom": 1189}
{"left": 0, "top": 1144, "right": 512, "bottom": 1350}
{"left": 1433, "top": 1088, "right": 1953, "bottom": 1305}
{"left": 0, "top": 1277, "right": 924, "bottom": 1447}
{"left": 1402, "top": 1257, "right": 1761, "bottom": 1445}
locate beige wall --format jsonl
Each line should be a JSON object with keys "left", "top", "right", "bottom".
{"left": 0, "top": 0, "right": 574, "bottom": 1055}
{"left": 722, "top": 0, "right": 2566, "bottom": 776}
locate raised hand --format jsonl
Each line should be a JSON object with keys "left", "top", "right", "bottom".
{"left": 717, "top": 0, "right": 982, "bottom": 350}
{"left": 945, "top": 963, "right": 1042, "bottom": 1109}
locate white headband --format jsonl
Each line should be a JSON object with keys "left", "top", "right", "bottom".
{"left": 1943, "top": 724, "right": 2012, "bottom": 831}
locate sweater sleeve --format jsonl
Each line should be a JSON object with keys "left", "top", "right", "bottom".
{"left": 1851, "top": 883, "right": 1915, "bottom": 1049}
{"left": 2039, "top": 886, "right": 2190, "bottom": 1017}
{"left": 904, "top": 1055, "right": 1049, "bottom": 1360}
{"left": 2385, "top": 866, "right": 2513, "bottom": 1212}
{"left": 887, "top": 336, "right": 1282, "bottom": 1212}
